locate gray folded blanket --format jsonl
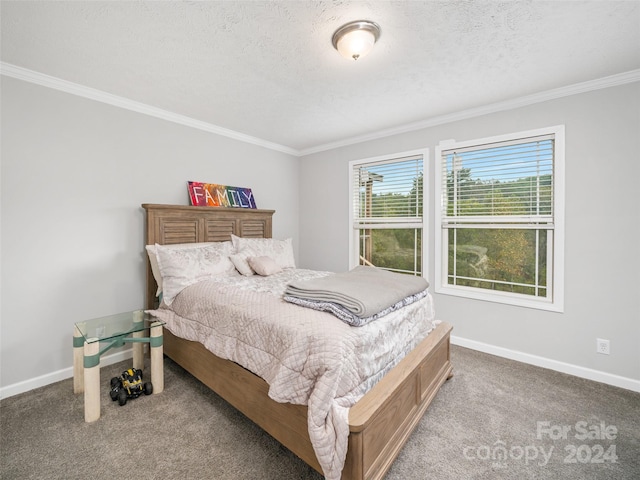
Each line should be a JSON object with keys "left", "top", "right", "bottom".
{"left": 284, "top": 266, "right": 429, "bottom": 319}
{"left": 284, "top": 289, "right": 429, "bottom": 327}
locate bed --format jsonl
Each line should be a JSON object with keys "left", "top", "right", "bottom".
{"left": 142, "top": 203, "right": 453, "bottom": 480}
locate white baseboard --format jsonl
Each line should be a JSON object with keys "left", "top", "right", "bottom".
{"left": 3, "top": 337, "right": 638, "bottom": 399}
{"left": 0, "top": 349, "right": 133, "bottom": 400}
{"left": 451, "top": 335, "right": 640, "bottom": 393}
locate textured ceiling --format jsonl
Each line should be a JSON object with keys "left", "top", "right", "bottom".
{"left": 2, "top": 1, "right": 639, "bottom": 154}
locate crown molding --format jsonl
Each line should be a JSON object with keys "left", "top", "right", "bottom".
{"left": 3, "top": 62, "right": 638, "bottom": 158}
{"left": 299, "top": 69, "right": 640, "bottom": 156}
{"left": 0, "top": 62, "right": 299, "bottom": 156}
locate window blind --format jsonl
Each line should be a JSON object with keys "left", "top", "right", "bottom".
{"left": 441, "top": 135, "right": 554, "bottom": 225}
{"left": 353, "top": 155, "right": 423, "bottom": 227}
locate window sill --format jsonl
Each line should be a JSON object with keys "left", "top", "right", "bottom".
{"left": 434, "top": 284, "right": 564, "bottom": 313}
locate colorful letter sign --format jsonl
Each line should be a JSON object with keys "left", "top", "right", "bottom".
{"left": 187, "top": 181, "right": 257, "bottom": 209}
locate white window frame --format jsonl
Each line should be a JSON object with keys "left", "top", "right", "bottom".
{"left": 434, "top": 126, "right": 565, "bottom": 312}
{"left": 349, "top": 149, "right": 429, "bottom": 277}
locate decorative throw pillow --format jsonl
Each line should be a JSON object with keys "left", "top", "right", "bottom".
{"left": 154, "top": 242, "right": 235, "bottom": 305}
{"left": 248, "top": 256, "right": 282, "bottom": 276}
{"left": 231, "top": 235, "right": 295, "bottom": 269}
{"left": 229, "top": 248, "right": 257, "bottom": 276}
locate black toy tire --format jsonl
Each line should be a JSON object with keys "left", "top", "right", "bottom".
{"left": 144, "top": 382, "right": 153, "bottom": 395}
{"left": 118, "top": 389, "right": 127, "bottom": 406}
{"left": 110, "top": 377, "right": 120, "bottom": 388}
{"left": 110, "top": 389, "right": 119, "bottom": 401}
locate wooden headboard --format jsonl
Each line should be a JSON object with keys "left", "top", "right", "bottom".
{"left": 142, "top": 204, "right": 275, "bottom": 309}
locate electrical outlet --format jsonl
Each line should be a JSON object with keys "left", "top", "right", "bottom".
{"left": 596, "top": 338, "right": 610, "bottom": 355}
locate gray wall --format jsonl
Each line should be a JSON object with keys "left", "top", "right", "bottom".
{"left": 299, "top": 82, "right": 640, "bottom": 383}
{"left": 1, "top": 76, "right": 298, "bottom": 389}
{"left": 2, "top": 75, "right": 638, "bottom": 393}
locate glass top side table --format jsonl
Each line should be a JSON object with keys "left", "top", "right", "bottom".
{"left": 73, "top": 310, "right": 165, "bottom": 422}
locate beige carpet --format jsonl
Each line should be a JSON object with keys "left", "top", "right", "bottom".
{"left": 2, "top": 346, "right": 639, "bottom": 479}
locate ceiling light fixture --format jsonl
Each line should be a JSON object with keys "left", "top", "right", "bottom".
{"left": 332, "top": 20, "right": 381, "bottom": 61}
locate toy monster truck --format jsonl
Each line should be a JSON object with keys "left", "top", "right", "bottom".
{"left": 109, "top": 368, "right": 153, "bottom": 406}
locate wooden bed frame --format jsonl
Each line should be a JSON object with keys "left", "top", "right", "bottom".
{"left": 142, "top": 203, "right": 453, "bottom": 480}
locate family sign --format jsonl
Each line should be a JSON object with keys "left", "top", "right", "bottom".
{"left": 187, "top": 181, "right": 257, "bottom": 209}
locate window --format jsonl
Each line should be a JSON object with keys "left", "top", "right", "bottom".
{"left": 435, "top": 126, "right": 564, "bottom": 311}
{"left": 349, "top": 150, "right": 426, "bottom": 276}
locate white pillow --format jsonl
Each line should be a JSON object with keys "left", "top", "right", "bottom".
{"left": 147, "top": 242, "right": 211, "bottom": 296}
{"left": 146, "top": 242, "right": 231, "bottom": 296}
{"left": 154, "top": 242, "right": 235, "bottom": 305}
{"left": 146, "top": 244, "right": 165, "bottom": 296}
{"left": 248, "top": 256, "right": 282, "bottom": 276}
{"left": 231, "top": 235, "right": 295, "bottom": 269}
{"left": 229, "top": 248, "right": 257, "bottom": 276}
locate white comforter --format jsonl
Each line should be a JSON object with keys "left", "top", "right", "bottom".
{"left": 149, "top": 269, "right": 435, "bottom": 480}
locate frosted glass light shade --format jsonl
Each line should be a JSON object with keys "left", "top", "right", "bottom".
{"left": 336, "top": 29, "right": 375, "bottom": 60}
{"left": 332, "top": 21, "right": 381, "bottom": 61}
